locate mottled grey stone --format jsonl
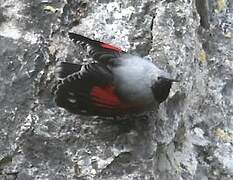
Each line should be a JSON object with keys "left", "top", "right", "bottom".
{"left": 0, "top": 0, "right": 233, "bottom": 179}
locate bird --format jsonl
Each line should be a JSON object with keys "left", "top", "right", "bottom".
{"left": 52, "top": 32, "right": 178, "bottom": 117}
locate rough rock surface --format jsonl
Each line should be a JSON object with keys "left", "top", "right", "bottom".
{"left": 0, "top": 0, "right": 233, "bottom": 179}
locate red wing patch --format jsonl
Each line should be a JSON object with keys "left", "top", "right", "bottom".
{"left": 91, "top": 85, "right": 120, "bottom": 106}
{"left": 90, "top": 85, "right": 136, "bottom": 110}
{"left": 100, "top": 43, "right": 122, "bottom": 52}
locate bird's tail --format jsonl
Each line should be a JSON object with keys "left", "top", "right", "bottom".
{"left": 52, "top": 62, "right": 82, "bottom": 96}
{"left": 55, "top": 62, "right": 82, "bottom": 79}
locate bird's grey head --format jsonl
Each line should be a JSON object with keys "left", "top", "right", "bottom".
{"left": 151, "top": 71, "right": 178, "bottom": 104}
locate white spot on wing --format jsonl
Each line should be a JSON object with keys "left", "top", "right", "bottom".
{"left": 68, "top": 92, "right": 75, "bottom": 96}
{"left": 67, "top": 98, "right": 77, "bottom": 103}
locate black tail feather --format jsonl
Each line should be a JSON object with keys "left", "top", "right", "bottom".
{"left": 55, "top": 62, "right": 82, "bottom": 79}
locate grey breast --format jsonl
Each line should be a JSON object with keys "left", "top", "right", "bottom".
{"left": 112, "top": 55, "right": 158, "bottom": 105}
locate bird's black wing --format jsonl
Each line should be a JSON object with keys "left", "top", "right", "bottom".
{"left": 52, "top": 62, "right": 139, "bottom": 116}
{"left": 68, "top": 32, "right": 126, "bottom": 65}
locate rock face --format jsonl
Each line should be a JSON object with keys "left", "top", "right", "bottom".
{"left": 0, "top": 0, "right": 233, "bottom": 179}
